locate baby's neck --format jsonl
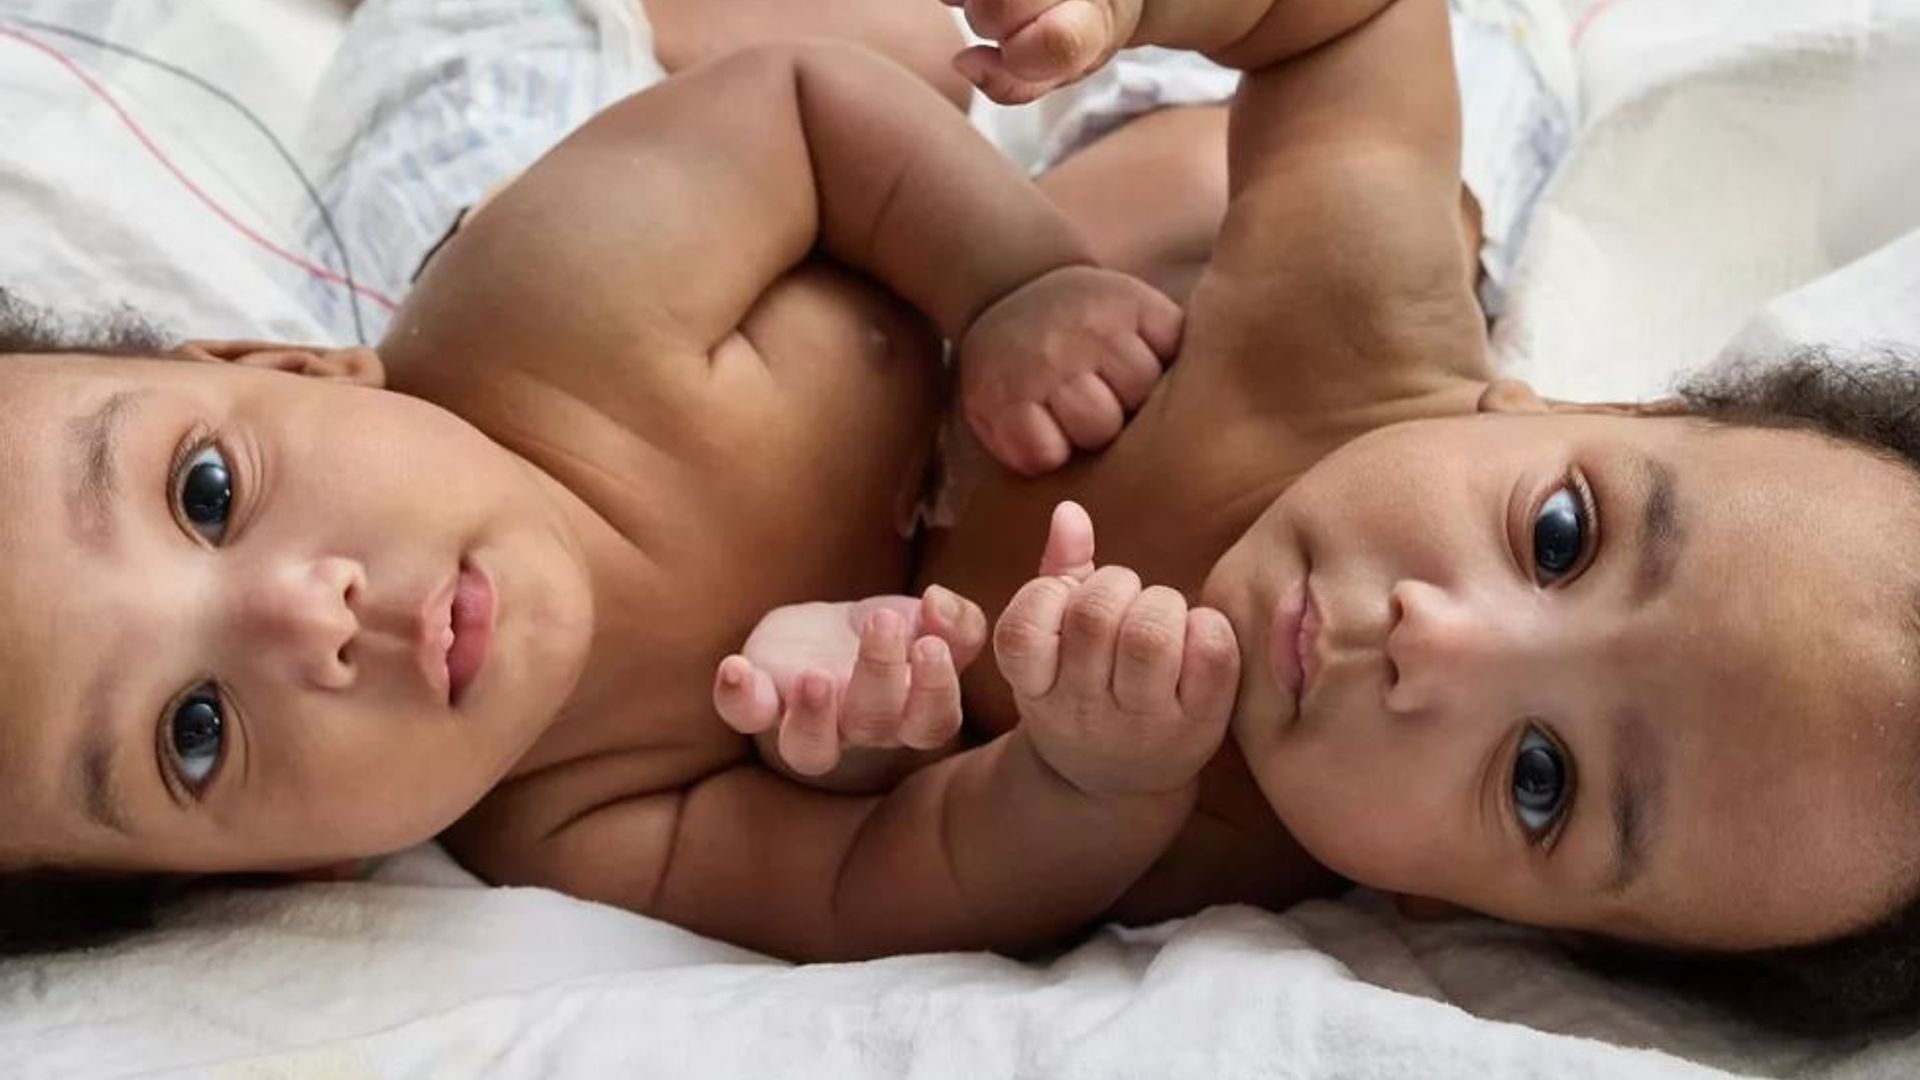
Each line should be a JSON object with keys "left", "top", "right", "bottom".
{"left": 497, "top": 458, "right": 667, "bottom": 778}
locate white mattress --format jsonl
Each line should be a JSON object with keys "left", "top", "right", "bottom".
{"left": 3, "top": 1, "right": 1920, "bottom": 1077}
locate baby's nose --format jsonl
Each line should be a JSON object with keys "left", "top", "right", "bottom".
{"left": 1383, "top": 579, "right": 1542, "bottom": 717}
{"left": 238, "top": 556, "right": 363, "bottom": 690}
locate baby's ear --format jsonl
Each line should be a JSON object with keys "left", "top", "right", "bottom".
{"left": 1476, "top": 378, "right": 1686, "bottom": 418}
{"left": 172, "top": 339, "right": 386, "bottom": 387}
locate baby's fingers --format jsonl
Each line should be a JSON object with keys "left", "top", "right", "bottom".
{"left": 1048, "top": 372, "right": 1125, "bottom": 452}
{"left": 996, "top": 575, "right": 1074, "bottom": 699}
{"left": 1057, "top": 564, "right": 1142, "bottom": 699}
{"left": 1177, "top": 607, "right": 1241, "bottom": 727}
{"left": 900, "top": 637, "right": 964, "bottom": 749}
{"left": 994, "top": 0, "right": 1113, "bottom": 84}
{"left": 921, "top": 585, "right": 989, "bottom": 671}
{"left": 842, "top": 609, "right": 912, "bottom": 746}
{"left": 953, "top": 44, "right": 1065, "bottom": 106}
{"left": 981, "top": 400, "right": 1072, "bottom": 477}
{"left": 1037, "top": 500, "right": 1096, "bottom": 581}
{"left": 778, "top": 672, "right": 841, "bottom": 777}
{"left": 714, "top": 655, "right": 779, "bottom": 735}
{"left": 1136, "top": 283, "right": 1184, "bottom": 360}
{"left": 1110, "top": 586, "right": 1188, "bottom": 714}
{"left": 955, "top": 0, "right": 1060, "bottom": 41}
{"left": 1097, "top": 334, "right": 1167, "bottom": 414}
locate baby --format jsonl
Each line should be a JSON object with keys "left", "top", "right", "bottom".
{"left": 719, "top": 0, "right": 1920, "bottom": 1032}
{"left": 0, "top": 20, "right": 1214, "bottom": 962}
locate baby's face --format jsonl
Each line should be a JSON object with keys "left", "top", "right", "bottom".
{"left": 0, "top": 352, "right": 595, "bottom": 875}
{"left": 1204, "top": 390, "right": 1920, "bottom": 950}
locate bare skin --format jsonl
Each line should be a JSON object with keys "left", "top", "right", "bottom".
{"left": 914, "top": 0, "right": 1920, "bottom": 947}
{"left": 647, "top": 0, "right": 975, "bottom": 108}
{"left": 728, "top": 0, "right": 1920, "bottom": 953}
{"left": 0, "top": 0, "right": 1254, "bottom": 962}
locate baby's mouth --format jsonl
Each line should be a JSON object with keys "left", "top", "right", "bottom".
{"left": 446, "top": 560, "right": 495, "bottom": 706}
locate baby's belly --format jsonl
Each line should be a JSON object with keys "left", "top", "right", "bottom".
{"left": 512, "top": 264, "right": 944, "bottom": 779}
{"left": 708, "top": 264, "right": 944, "bottom": 602}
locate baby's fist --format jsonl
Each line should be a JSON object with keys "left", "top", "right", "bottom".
{"left": 994, "top": 503, "right": 1239, "bottom": 798}
{"left": 947, "top": 0, "right": 1142, "bottom": 104}
{"left": 959, "top": 266, "right": 1181, "bottom": 476}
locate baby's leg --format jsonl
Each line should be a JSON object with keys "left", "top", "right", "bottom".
{"left": 647, "top": 0, "right": 971, "bottom": 108}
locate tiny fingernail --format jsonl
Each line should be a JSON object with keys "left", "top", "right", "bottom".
{"left": 927, "top": 585, "right": 961, "bottom": 622}
{"left": 914, "top": 638, "right": 946, "bottom": 664}
{"left": 801, "top": 674, "right": 830, "bottom": 706}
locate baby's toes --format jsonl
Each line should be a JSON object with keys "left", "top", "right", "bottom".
{"left": 779, "top": 672, "right": 842, "bottom": 776}
{"left": 900, "top": 637, "right": 964, "bottom": 750}
{"left": 714, "top": 655, "right": 779, "bottom": 735}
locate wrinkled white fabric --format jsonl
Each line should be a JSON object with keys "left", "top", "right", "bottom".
{"left": 8, "top": 1, "right": 1920, "bottom": 1077}
{"left": 1494, "top": 0, "right": 1920, "bottom": 401}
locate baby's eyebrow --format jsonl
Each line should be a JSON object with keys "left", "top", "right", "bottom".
{"left": 71, "top": 663, "right": 132, "bottom": 835}
{"left": 1603, "top": 704, "right": 1661, "bottom": 896}
{"left": 78, "top": 721, "right": 131, "bottom": 835}
{"left": 64, "top": 389, "right": 146, "bottom": 551}
{"left": 1630, "top": 453, "right": 1682, "bottom": 605}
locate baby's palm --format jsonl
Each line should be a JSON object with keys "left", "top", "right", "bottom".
{"left": 715, "top": 592, "right": 988, "bottom": 790}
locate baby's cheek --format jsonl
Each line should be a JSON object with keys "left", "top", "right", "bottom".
{"left": 1263, "top": 769, "right": 1434, "bottom": 891}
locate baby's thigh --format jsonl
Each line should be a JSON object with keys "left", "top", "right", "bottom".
{"left": 647, "top": 0, "right": 970, "bottom": 108}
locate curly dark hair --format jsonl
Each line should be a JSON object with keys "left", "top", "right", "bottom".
{"left": 0, "top": 289, "right": 187, "bottom": 955}
{"left": 0, "top": 286, "right": 170, "bottom": 358}
{"left": 1569, "top": 347, "right": 1920, "bottom": 1038}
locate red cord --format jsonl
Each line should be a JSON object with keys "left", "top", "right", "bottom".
{"left": 1571, "top": 0, "right": 1627, "bottom": 48}
{"left": 0, "top": 24, "right": 399, "bottom": 312}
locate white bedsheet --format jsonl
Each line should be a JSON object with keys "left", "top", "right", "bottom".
{"left": 1497, "top": 0, "right": 1920, "bottom": 402}
{"left": 5, "top": 1, "right": 1920, "bottom": 1077}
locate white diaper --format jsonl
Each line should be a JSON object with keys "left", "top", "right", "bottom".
{"left": 298, "top": 0, "right": 1576, "bottom": 344}
{"left": 296, "top": 0, "right": 664, "bottom": 344}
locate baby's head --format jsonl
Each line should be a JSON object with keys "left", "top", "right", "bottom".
{"left": 1205, "top": 351, "right": 1920, "bottom": 1031}
{"left": 0, "top": 291, "right": 596, "bottom": 951}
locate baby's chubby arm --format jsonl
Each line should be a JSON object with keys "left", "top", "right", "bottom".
{"left": 479, "top": 504, "right": 1238, "bottom": 960}
{"left": 510, "top": 39, "right": 1178, "bottom": 473}
{"left": 950, "top": 0, "right": 1490, "bottom": 408}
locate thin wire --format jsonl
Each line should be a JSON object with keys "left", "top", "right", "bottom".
{"left": 0, "top": 16, "right": 390, "bottom": 343}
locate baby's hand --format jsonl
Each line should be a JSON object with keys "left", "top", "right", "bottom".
{"left": 959, "top": 265, "right": 1182, "bottom": 476}
{"left": 714, "top": 590, "right": 988, "bottom": 789}
{"left": 945, "top": 0, "right": 1142, "bottom": 104}
{"left": 995, "top": 502, "right": 1239, "bottom": 798}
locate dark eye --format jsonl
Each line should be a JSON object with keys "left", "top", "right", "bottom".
{"left": 167, "top": 686, "right": 225, "bottom": 790}
{"left": 177, "top": 444, "right": 233, "bottom": 543}
{"left": 1512, "top": 726, "right": 1570, "bottom": 839}
{"left": 1531, "top": 486, "right": 1587, "bottom": 583}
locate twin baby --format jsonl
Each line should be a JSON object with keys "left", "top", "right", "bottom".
{"left": 6, "top": 0, "right": 1920, "bottom": 1033}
